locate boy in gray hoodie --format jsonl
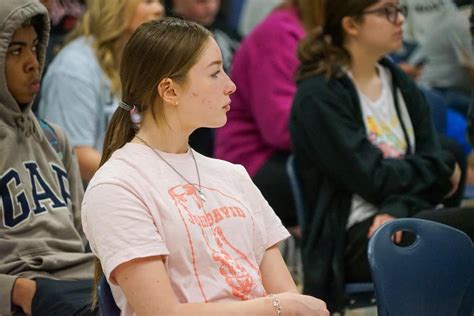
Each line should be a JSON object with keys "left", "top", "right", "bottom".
{"left": 0, "top": 1, "right": 96, "bottom": 315}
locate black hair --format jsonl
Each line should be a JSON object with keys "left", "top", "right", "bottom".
{"left": 21, "top": 15, "right": 45, "bottom": 41}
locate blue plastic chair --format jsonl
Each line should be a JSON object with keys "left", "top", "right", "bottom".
{"left": 285, "top": 155, "right": 376, "bottom": 310}
{"left": 368, "top": 218, "right": 474, "bottom": 316}
{"left": 98, "top": 275, "right": 121, "bottom": 316}
{"left": 286, "top": 155, "right": 306, "bottom": 231}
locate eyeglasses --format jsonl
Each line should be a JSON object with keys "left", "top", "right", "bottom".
{"left": 361, "top": 4, "right": 407, "bottom": 24}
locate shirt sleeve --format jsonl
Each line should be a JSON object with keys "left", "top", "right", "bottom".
{"left": 39, "top": 70, "right": 100, "bottom": 148}
{"left": 0, "top": 274, "right": 19, "bottom": 315}
{"left": 234, "top": 165, "right": 290, "bottom": 250}
{"left": 82, "top": 183, "right": 169, "bottom": 283}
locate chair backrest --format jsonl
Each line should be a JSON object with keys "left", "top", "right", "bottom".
{"left": 98, "top": 275, "right": 121, "bottom": 316}
{"left": 368, "top": 218, "right": 474, "bottom": 316}
{"left": 285, "top": 154, "right": 375, "bottom": 309}
{"left": 285, "top": 155, "right": 306, "bottom": 230}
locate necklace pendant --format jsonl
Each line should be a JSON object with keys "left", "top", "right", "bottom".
{"left": 198, "top": 190, "right": 206, "bottom": 202}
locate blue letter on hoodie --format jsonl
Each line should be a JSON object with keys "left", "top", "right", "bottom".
{"left": 1, "top": 169, "right": 31, "bottom": 227}
{"left": 25, "top": 162, "right": 66, "bottom": 214}
{"left": 51, "top": 164, "right": 71, "bottom": 207}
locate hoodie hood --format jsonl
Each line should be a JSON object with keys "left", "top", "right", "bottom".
{"left": 0, "top": 0, "right": 49, "bottom": 136}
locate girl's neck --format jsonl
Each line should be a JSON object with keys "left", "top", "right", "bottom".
{"left": 133, "top": 117, "right": 190, "bottom": 154}
{"left": 346, "top": 42, "right": 382, "bottom": 84}
{"left": 347, "top": 44, "right": 385, "bottom": 101}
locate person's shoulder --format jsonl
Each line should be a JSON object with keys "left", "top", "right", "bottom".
{"left": 380, "top": 59, "right": 427, "bottom": 111}
{"left": 261, "top": 7, "right": 298, "bottom": 25}
{"left": 380, "top": 58, "right": 419, "bottom": 92}
{"left": 87, "top": 145, "right": 137, "bottom": 184}
{"left": 195, "top": 152, "right": 238, "bottom": 168}
{"left": 250, "top": 7, "right": 304, "bottom": 41}
{"left": 296, "top": 73, "right": 348, "bottom": 100}
{"left": 292, "top": 72, "right": 359, "bottom": 119}
{"left": 46, "top": 37, "right": 98, "bottom": 77}
{"left": 38, "top": 118, "right": 69, "bottom": 148}
{"left": 445, "top": 10, "right": 470, "bottom": 29}
{"left": 297, "top": 74, "right": 327, "bottom": 89}
{"left": 52, "top": 37, "right": 93, "bottom": 60}
{"left": 195, "top": 153, "right": 250, "bottom": 179}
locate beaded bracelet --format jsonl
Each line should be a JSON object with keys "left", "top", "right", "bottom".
{"left": 268, "top": 294, "right": 282, "bottom": 316}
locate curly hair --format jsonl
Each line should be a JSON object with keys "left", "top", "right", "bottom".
{"left": 296, "top": 0, "right": 377, "bottom": 80}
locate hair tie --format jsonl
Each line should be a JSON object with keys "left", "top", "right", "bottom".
{"left": 130, "top": 105, "right": 142, "bottom": 125}
{"left": 119, "top": 100, "right": 133, "bottom": 111}
{"left": 119, "top": 101, "right": 142, "bottom": 126}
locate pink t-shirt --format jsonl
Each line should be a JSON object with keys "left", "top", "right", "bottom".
{"left": 82, "top": 143, "right": 290, "bottom": 315}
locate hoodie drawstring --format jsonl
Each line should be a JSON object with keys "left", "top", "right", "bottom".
{"left": 15, "top": 115, "right": 41, "bottom": 140}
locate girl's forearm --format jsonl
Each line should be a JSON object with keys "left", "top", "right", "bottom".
{"left": 142, "top": 296, "right": 286, "bottom": 316}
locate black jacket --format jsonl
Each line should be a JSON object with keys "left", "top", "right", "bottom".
{"left": 289, "top": 58, "right": 455, "bottom": 311}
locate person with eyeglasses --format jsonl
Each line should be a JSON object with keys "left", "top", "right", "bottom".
{"left": 289, "top": 0, "right": 474, "bottom": 312}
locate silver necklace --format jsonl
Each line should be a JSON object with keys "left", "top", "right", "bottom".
{"left": 135, "top": 135, "right": 206, "bottom": 202}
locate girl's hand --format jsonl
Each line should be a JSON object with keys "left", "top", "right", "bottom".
{"left": 368, "top": 214, "right": 401, "bottom": 243}
{"left": 445, "top": 163, "right": 461, "bottom": 198}
{"left": 276, "top": 292, "right": 329, "bottom": 316}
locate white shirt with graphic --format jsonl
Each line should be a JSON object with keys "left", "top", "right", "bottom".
{"left": 347, "top": 65, "right": 415, "bottom": 229}
{"left": 81, "top": 143, "right": 290, "bottom": 315}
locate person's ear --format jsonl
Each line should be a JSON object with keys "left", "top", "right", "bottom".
{"left": 341, "top": 16, "right": 360, "bottom": 37}
{"left": 157, "top": 78, "right": 179, "bottom": 105}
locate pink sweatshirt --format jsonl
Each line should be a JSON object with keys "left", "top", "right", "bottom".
{"left": 214, "top": 6, "right": 305, "bottom": 176}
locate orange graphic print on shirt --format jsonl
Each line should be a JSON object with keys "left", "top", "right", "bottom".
{"left": 168, "top": 184, "right": 265, "bottom": 302}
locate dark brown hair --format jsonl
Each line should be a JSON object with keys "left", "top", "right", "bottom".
{"left": 296, "top": 0, "right": 377, "bottom": 80}
{"left": 92, "top": 17, "right": 211, "bottom": 307}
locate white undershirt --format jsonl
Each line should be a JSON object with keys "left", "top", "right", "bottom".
{"left": 347, "top": 65, "right": 415, "bottom": 229}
